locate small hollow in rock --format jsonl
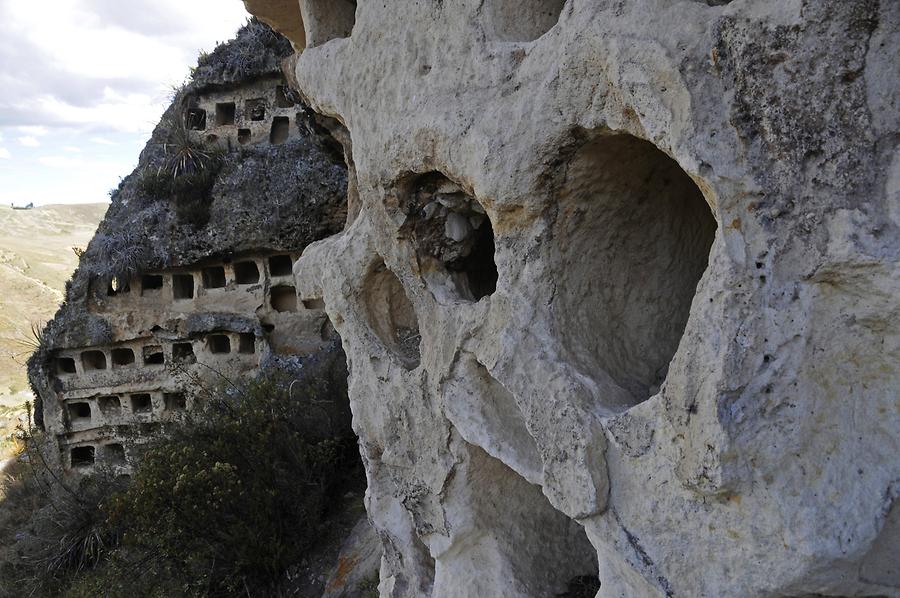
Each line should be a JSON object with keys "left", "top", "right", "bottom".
{"left": 111, "top": 348, "right": 135, "bottom": 368}
{"left": 130, "top": 394, "right": 153, "bottom": 414}
{"left": 56, "top": 357, "right": 77, "bottom": 375}
{"left": 186, "top": 108, "right": 206, "bottom": 131}
{"left": 215, "top": 102, "right": 236, "bottom": 126}
{"left": 238, "top": 333, "right": 256, "bottom": 354}
{"left": 270, "top": 286, "right": 298, "bottom": 312}
{"left": 105, "top": 443, "right": 126, "bottom": 465}
{"left": 67, "top": 402, "right": 91, "bottom": 421}
{"left": 363, "top": 260, "right": 421, "bottom": 369}
{"left": 208, "top": 334, "right": 231, "bottom": 354}
{"left": 143, "top": 345, "right": 165, "bottom": 366}
{"left": 238, "top": 128, "right": 252, "bottom": 145}
{"left": 400, "top": 172, "right": 498, "bottom": 301}
{"left": 81, "top": 350, "right": 107, "bottom": 372}
{"left": 270, "top": 116, "right": 290, "bottom": 145}
{"left": 172, "top": 274, "right": 195, "bottom": 300}
{"left": 71, "top": 446, "right": 95, "bottom": 468}
{"left": 164, "top": 393, "right": 187, "bottom": 411}
{"left": 172, "top": 342, "right": 196, "bottom": 364}
{"left": 234, "top": 261, "right": 260, "bottom": 284}
{"left": 202, "top": 266, "right": 227, "bottom": 289}
{"left": 269, "top": 254, "right": 294, "bottom": 277}
{"left": 99, "top": 395, "right": 121, "bottom": 415}
{"left": 245, "top": 98, "right": 266, "bottom": 121}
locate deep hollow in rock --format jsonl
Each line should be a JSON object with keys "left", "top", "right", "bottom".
{"left": 270, "top": 116, "right": 290, "bottom": 145}
{"left": 70, "top": 445, "right": 95, "bottom": 468}
{"left": 216, "top": 102, "right": 236, "bottom": 126}
{"left": 234, "top": 260, "right": 261, "bottom": 284}
{"left": 246, "top": 98, "right": 266, "bottom": 121}
{"left": 111, "top": 348, "right": 135, "bottom": 368}
{"left": 271, "top": 286, "right": 298, "bottom": 312}
{"left": 172, "top": 342, "right": 196, "bottom": 364}
{"left": 269, "top": 254, "right": 294, "bottom": 276}
{"left": 202, "top": 266, "right": 227, "bottom": 289}
{"left": 131, "top": 394, "right": 152, "bottom": 414}
{"left": 552, "top": 133, "right": 716, "bottom": 405}
{"left": 105, "top": 443, "right": 126, "bottom": 465}
{"left": 484, "top": 0, "right": 567, "bottom": 42}
{"left": 56, "top": 357, "right": 76, "bottom": 375}
{"left": 363, "top": 260, "right": 421, "bottom": 369}
{"left": 173, "top": 273, "right": 195, "bottom": 300}
{"left": 99, "top": 395, "right": 121, "bottom": 415}
{"left": 68, "top": 402, "right": 91, "bottom": 421}
{"left": 81, "top": 350, "right": 107, "bottom": 372}
{"left": 143, "top": 345, "right": 165, "bottom": 366}
{"left": 238, "top": 333, "right": 256, "bottom": 354}
{"left": 141, "top": 274, "right": 163, "bottom": 295}
{"left": 400, "top": 172, "right": 498, "bottom": 301}
{"left": 208, "top": 334, "right": 232, "bottom": 354}
{"left": 164, "top": 392, "right": 187, "bottom": 411}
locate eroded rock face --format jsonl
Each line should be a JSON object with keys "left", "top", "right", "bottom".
{"left": 246, "top": 1, "right": 900, "bottom": 596}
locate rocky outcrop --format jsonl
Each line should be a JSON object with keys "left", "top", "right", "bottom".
{"left": 27, "top": 20, "right": 348, "bottom": 472}
{"left": 244, "top": 1, "right": 900, "bottom": 596}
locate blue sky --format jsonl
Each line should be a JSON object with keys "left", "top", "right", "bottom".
{"left": 0, "top": 0, "right": 251, "bottom": 206}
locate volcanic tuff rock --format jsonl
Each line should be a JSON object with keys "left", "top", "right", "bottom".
{"left": 244, "top": 0, "right": 900, "bottom": 596}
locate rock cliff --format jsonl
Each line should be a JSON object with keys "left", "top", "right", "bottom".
{"left": 242, "top": 1, "right": 900, "bottom": 596}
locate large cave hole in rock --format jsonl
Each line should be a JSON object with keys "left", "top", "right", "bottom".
{"left": 107, "top": 276, "right": 130, "bottom": 296}
{"left": 215, "top": 102, "right": 236, "bottom": 126}
{"left": 363, "top": 260, "right": 421, "bottom": 369}
{"left": 185, "top": 107, "right": 206, "bottom": 131}
{"left": 164, "top": 392, "right": 187, "bottom": 411}
{"left": 202, "top": 266, "right": 227, "bottom": 289}
{"left": 130, "top": 394, "right": 153, "bottom": 414}
{"left": 245, "top": 98, "right": 266, "bottom": 122}
{"left": 141, "top": 274, "right": 163, "bottom": 296}
{"left": 438, "top": 442, "right": 599, "bottom": 595}
{"left": 269, "top": 254, "right": 294, "bottom": 277}
{"left": 301, "top": 0, "right": 357, "bottom": 48}
{"left": 143, "top": 345, "right": 165, "bottom": 366}
{"left": 172, "top": 342, "right": 196, "bottom": 364}
{"left": 207, "top": 334, "right": 232, "bottom": 354}
{"left": 552, "top": 133, "right": 716, "bottom": 407}
{"left": 399, "top": 172, "right": 498, "bottom": 302}
{"left": 238, "top": 333, "right": 256, "bottom": 354}
{"left": 484, "top": 0, "right": 567, "bottom": 42}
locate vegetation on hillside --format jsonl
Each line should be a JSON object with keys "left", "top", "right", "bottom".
{"left": 0, "top": 347, "right": 362, "bottom": 597}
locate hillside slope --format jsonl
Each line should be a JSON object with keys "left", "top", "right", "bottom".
{"left": 0, "top": 203, "right": 107, "bottom": 400}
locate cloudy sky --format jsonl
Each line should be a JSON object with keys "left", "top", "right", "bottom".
{"left": 0, "top": 0, "right": 251, "bottom": 206}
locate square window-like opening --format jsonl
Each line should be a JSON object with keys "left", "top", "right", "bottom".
{"left": 215, "top": 102, "right": 236, "bottom": 126}
{"left": 238, "top": 333, "right": 256, "bottom": 354}
{"left": 111, "top": 348, "right": 135, "bottom": 368}
{"left": 172, "top": 342, "right": 196, "bottom": 364}
{"left": 68, "top": 402, "right": 91, "bottom": 421}
{"left": 173, "top": 273, "right": 195, "bottom": 300}
{"left": 269, "top": 254, "right": 294, "bottom": 277}
{"left": 56, "top": 357, "right": 77, "bottom": 375}
{"left": 71, "top": 446, "right": 95, "bottom": 468}
{"left": 234, "top": 261, "right": 260, "bottom": 285}
{"left": 82, "top": 350, "right": 107, "bottom": 371}
{"left": 143, "top": 345, "right": 164, "bottom": 366}
{"left": 202, "top": 266, "right": 226, "bottom": 289}
{"left": 99, "top": 395, "right": 121, "bottom": 415}
{"left": 270, "top": 116, "right": 290, "bottom": 145}
{"left": 186, "top": 108, "right": 206, "bottom": 131}
{"left": 246, "top": 98, "right": 266, "bottom": 121}
{"left": 131, "top": 394, "right": 153, "bottom": 414}
{"left": 238, "top": 128, "right": 251, "bottom": 145}
{"left": 275, "top": 85, "right": 294, "bottom": 108}
{"left": 141, "top": 274, "right": 163, "bottom": 295}
{"left": 105, "top": 443, "right": 126, "bottom": 465}
{"left": 208, "top": 334, "right": 231, "bottom": 354}
{"left": 164, "top": 393, "right": 186, "bottom": 411}
{"left": 270, "top": 286, "right": 298, "bottom": 313}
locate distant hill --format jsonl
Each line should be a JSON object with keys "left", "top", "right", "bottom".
{"left": 0, "top": 203, "right": 107, "bottom": 405}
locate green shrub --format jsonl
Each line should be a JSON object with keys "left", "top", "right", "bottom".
{"left": 101, "top": 355, "right": 354, "bottom": 595}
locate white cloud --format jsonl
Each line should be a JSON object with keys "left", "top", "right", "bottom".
{"left": 0, "top": 148, "right": 10, "bottom": 159}
{"left": 63, "top": 146, "right": 82, "bottom": 153}
{"left": 18, "top": 125, "right": 48, "bottom": 136}
{"left": 89, "top": 136, "right": 116, "bottom": 146}
{"left": 18, "top": 136, "right": 39, "bottom": 147}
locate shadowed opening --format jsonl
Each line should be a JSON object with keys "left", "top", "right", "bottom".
{"left": 363, "top": 259, "right": 421, "bottom": 369}
{"left": 71, "top": 446, "right": 95, "bottom": 468}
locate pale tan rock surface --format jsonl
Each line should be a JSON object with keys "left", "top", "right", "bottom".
{"left": 245, "top": 1, "right": 900, "bottom": 596}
